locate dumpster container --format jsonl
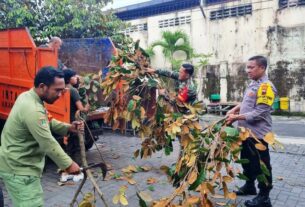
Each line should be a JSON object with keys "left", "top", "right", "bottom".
{"left": 280, "top": 97, "right": 289, "bottom": 110}
{"left": 272, "top": 97, "right": 280, "bottom": 110}
{"left": 210, "top": 94, "right": 220, "bottom": 102}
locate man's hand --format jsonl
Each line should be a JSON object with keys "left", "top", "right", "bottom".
{"left": 226, "top": 114, "right": 238, "bottom": 125}
{"left": 65, "top": 161, "right": 80, "bottom": 174}
{"left": 226, "top": 108, "right": 236, "bottom": 116}
{"left": 84, "top": 104, "right": 90, "bottom": 111}
{"left": 69, "top": 121, "right": 84, "bottom": 133}
{"left": 226, "top": 104, "right": 240, "bottom": 116}
{"left": 145, "top": 67, "right": 156, "bottom": 74}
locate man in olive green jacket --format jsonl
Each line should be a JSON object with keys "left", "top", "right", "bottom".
{"left": 146, "top": 63, "right": 197, "bottom": 104}
{"left": 0, "top": 66, "right": 81, "bottom": 207}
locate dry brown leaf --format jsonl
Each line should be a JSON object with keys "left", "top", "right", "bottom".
{"left": 277, "top": 176, "right": 284, "bottom": 181}
{"left": 119, "top": 195, "right": 128, "bottom": 206}
{"left": 239, "top": 130, "right": 250, "bottom": 141}
{"left": 186, "top": 196, "right": 200, "bottom": 204}
{"left": 175, "top": 159, "right": 183, "bottom": 173}
{"left": 186, "top": 154, "right": 196, "bottom": 167}
{"left": 264, "top": 132, "right": 275, "bottom": 145}
{"left": 255, "top": 143, "right": 267, "bottom": 151}
{"left": 175, "top": 183, "right": 187, "bottom": 195}
{"left": 139, "top": 191, "right": 153, "bottom": 202}
{"left": 133, "top": 95, "right": 141, "bottom": 101}
{"left": 211, "top": 194, "right": 225, "bottom": 199}
{"left": 223, "top": 176, "right": 233, "bottom": 183}
{"left": 228, "top": 192, "right": 237, "bottom": 200}
{"left": 125, "top": 177, "right": 137, "bottom": 185}
{"left": 182, "top": 125, "right": 189, "bottom": 134}
{"left": 206, "top": 182, "right": 215, "bottom": 195}
{"left": 187, "top": 171, "right": 198, "bottom": 184}
{"left": 140, "top": 166, "right": 152, "bottom": 172}
{"left": 222, "top": 181, "right": 229, "bottom": 198}
{"left": 193, "top": 121, "right": 202, "bottom": 130}
{"left": 147, "top": 177, "right": 158, "bottom": 184}
{"left": 121, "top": 165, "right": 138, "bottom": 173}
{"left": 152, "top": 199, "right": 169, "bottom": 207}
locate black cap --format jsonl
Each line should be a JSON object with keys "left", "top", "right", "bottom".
{"left": 63, "top": 68, "right": 76, "bottom": 84}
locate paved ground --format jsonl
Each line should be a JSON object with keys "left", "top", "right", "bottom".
{"left": 1, "top": 115, "right": 305, "bottom": 207}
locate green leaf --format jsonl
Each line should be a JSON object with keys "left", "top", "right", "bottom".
{"left": 164, "top": 145, "right": 173, "bottom": 156}
{"left": 224, "top": 127, "right": 239, "bottom": 137}
{"left": 260, "top": 161, "right": 270, "bottom": 176}
{"left": 237, "top": 173, "right": 249, "bottom": 181}
{"left": 172, "top": 113, "right": 182, "bottom": 119}
{"left": 235, "top": 159, "right": 250, "bottom": 164}
{"left": 147, "top": 78, "right": 158, "bottom": 88}
{"left": 147, "top": 185, "right": 155, "bottom": 191}
{"left": 188, "top": 170, "right": 205, "bottom": 190}
{"left": 257, "top": 174, "right": 268, "bottom": 185}
{"left": 127, "top": 100, "right": 135, "bottom": 112}
{"left": 232, "top": 147, "right": 242, "bottom": 155}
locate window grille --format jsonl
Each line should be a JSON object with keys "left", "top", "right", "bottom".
{"left": 210, "top": 4, "right": 252, "bottom": 20}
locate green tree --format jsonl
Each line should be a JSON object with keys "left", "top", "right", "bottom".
{"left": 150, "top": 30, "right": 194, "bottom": 70}
{"left": 0, "top": 0, "right": 127, "bottom": 45}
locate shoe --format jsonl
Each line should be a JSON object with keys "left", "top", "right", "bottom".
{"left": 234, "top": 183, "right": 257, "bottom": 196}
{"left": 244, "top": 194, "right": 272, "bottom": 207}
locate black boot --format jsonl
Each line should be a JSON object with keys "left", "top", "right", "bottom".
{"left": 234, "top": 182, "right": 257, "bottom": 196}
{"left": 244, "top": 193, "right": 272, "bottom": 207}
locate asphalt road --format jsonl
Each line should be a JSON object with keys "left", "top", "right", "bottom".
{"left": 201, "top": 114, "right": 305, "bottom": 143}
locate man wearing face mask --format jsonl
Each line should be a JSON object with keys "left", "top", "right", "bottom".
{"left": 0, "top": 66, "right": 82, "bottom": 206}
{"left": 146, "top": 63, "right": 197, "bottom": 104}
{"left": 226, "top": 56, "right": 277, "bottom": 207}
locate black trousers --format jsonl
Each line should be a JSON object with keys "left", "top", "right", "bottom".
{"left": 241, "top": 138, "right": 272, "bottom": 194}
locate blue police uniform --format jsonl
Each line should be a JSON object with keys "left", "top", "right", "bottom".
{"left": 238, "top": 74, "right": 277, "bottom": 196}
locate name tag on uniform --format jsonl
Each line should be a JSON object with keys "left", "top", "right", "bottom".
{"left": 256, "top": 83, "right": 275, "bottom": 106}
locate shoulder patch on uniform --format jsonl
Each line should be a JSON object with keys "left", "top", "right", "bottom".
{"left": 38, "top": 117, "right": 48, "bottom": 128}
{"left": 256, "top": 82, "right": 275, "bottom": 106}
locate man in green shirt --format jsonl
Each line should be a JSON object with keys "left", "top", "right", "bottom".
{"left": 0, "top": 66, "right": 81, "bottom": 207}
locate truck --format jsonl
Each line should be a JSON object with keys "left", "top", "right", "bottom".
{"left": 0, "top": 27, "right": 111, "bottom": 150}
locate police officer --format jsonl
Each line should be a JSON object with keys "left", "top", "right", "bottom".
{"left": 226, "top": 56, "right": 277, "bottom": 207}
{"left": 0, "top": 66, "right": 81, "bottom": 206}
{"left": 146, "top": 63, "right": 197, "bottom": 104}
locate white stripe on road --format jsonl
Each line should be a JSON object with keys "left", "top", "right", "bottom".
{"left": 276, "top": 136, "right": 305, "bottom": 145}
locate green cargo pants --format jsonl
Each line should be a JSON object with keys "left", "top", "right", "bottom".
{"left": 0, "top": 172, "right": 43, "bottom": 207}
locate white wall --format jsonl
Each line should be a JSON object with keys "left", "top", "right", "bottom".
{"left": 123, "top": 1, "right": 305, "bottom": 112}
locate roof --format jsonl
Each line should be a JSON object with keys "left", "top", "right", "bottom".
{"left": 115, "top": 0, "right": 201, "bottom": 21}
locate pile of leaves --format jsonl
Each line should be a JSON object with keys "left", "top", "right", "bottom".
{"left": 99, "top": 42, "right": 281, "bottom": 207}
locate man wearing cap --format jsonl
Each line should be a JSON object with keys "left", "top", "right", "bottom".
{"left": 0, "top": 66, "right": 81, "bottom": 206}
{"left": 226, "top": 56, "right": 277, "bottom": 207}
{"left": 146, "top": 63, "right": 197, "bottom": 104}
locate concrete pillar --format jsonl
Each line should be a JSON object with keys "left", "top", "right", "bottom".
{"left": 219, "top": 61, "right": 228, "bottom": 102}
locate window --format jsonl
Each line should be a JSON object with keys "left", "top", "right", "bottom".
{"left": 279, "top": 0, "right": 305, "bottom": 8}
{"left": 159, "top": 16, "right": 191, "bottom": 28}
{"left": 123, "top": 23, "right": 148, "bottom": 35}
{"left": 210, "top": 4, "right": 252, "bottom": 20}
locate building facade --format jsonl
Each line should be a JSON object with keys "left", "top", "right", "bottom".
{"left": 115, "top": 0, "right": 305, "bottom": 112}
